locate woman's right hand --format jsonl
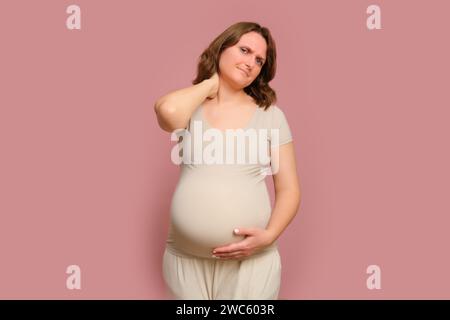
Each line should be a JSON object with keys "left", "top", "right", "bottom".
{"left": 206, "top": 72, "right": 219, "bottom": 99}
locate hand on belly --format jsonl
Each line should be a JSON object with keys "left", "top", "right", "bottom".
{"left": 171, "top": 205, "right": 270, "bottom": 257}
{"left": 170, "top": 184, "right": 271, "bottom": 258}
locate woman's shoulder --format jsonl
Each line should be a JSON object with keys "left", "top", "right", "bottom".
{"left": 259, "top": 103, "right": 284, "bottom": 112}
{"left": 254, "top": 104, "right": 292, "bottom": 132}
{"left": 258, "top": 104, "right": 287, "bottom": 119}
{"left": 252, "top": 104, "right": 278, "bottom": 128}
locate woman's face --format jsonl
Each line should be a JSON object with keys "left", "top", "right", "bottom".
{"left": 218, "top": 31, "right": 267, "bottom": 89}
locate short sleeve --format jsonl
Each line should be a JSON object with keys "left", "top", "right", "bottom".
{"left": 269, "top": 106, "right": 293, "bottom": 147}
{"left": 172, "top": 118, "right": 191, "bottom": 158}
{"left": 175, "top": 115, "right": 192, "bottom": 143}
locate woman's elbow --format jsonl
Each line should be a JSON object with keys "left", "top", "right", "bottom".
{"left": 154, "top": 102, "right": 186, "bottom": 132}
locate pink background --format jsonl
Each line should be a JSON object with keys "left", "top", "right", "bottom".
{"left": 1, "top": 0, "right": 449, "bottom": 299}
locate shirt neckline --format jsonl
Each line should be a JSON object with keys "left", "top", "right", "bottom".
{"left": 199, "top": 104, "right": 259, "bottom": 132}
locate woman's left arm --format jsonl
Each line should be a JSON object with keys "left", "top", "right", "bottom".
{"left": 265, "top": 141, "right": 301, "bottom": 242}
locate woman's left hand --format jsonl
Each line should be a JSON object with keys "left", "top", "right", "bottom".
{"left": 212, "top": 227, "right": 276, "bottom": 260}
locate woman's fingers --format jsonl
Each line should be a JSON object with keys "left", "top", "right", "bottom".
{"left": 213, "top": 251, "right": 249, "bottom": 259}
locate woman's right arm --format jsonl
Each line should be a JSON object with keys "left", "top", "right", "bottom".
{"left": 154, "top": 74, "right": 219, "bottom": 132}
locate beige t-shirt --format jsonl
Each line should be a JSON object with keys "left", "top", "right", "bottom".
{"left": 166, "top": 103, "right": 293, "bottom": 259}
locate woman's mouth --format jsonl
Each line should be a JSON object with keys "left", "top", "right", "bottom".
{"left": 237, "top": 68, "right": 249, "bottom": 77}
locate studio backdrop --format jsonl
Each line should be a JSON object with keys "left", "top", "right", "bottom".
{"left": 0, "top": 0, "right": 449, "bottom": 299}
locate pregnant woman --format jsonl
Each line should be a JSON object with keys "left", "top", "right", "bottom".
{"left": 154, "top": 21, "right": 301, "bottom": 300}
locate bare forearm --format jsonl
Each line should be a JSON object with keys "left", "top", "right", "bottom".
{"left": 154, "top": 79, "right": 214, "bottom": 132}
{"left": 266, "top": 188, "right": 301, "bottom": 243}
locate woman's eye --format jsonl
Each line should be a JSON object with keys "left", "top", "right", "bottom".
{"left": 241, "top": 47, "right": 263, "bottom": 66}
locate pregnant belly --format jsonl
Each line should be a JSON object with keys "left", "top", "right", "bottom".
{"left": 169, "top": 174, "right": 272, "bottom": 258}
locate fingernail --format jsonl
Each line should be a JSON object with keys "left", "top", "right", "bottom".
{"left": 234, "top": 228, "right": 239, "bottom": 234}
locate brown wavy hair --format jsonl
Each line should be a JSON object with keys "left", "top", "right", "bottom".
{"left": 192, "top": 21, "right": 277, "bottom": 111}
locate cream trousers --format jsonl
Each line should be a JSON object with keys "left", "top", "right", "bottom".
{"left": 162, "top": 246, "right": 282, "bottom": 300}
